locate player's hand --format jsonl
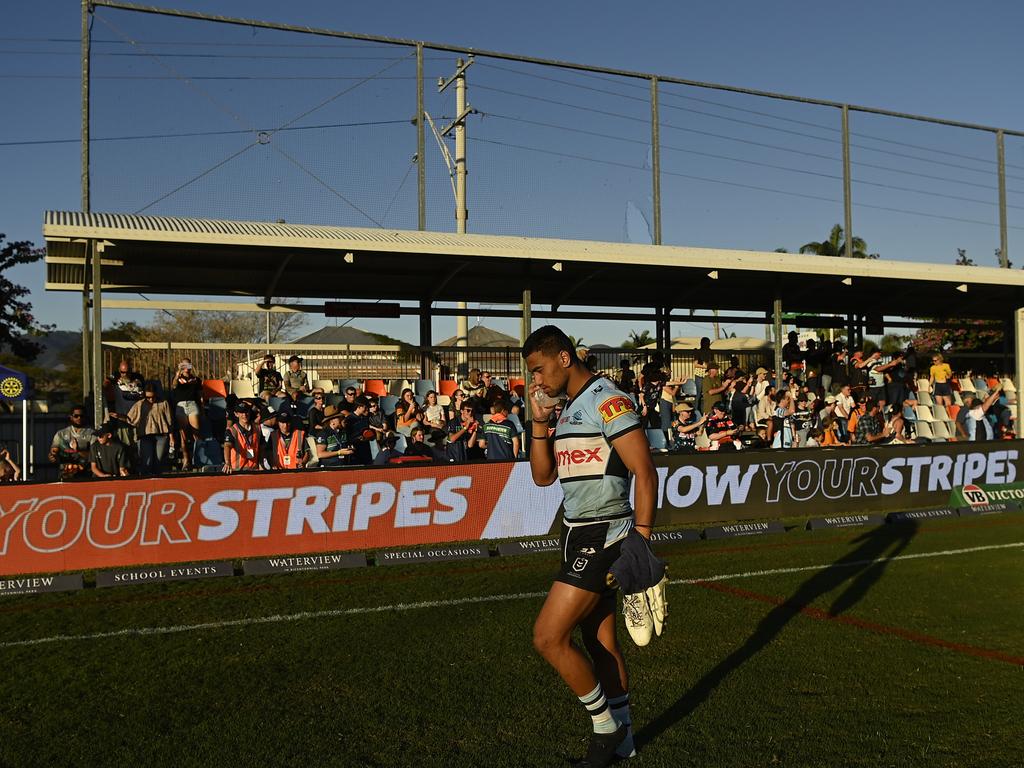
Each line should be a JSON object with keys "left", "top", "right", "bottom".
{"left": 529, "top": 382, "right": 558, "bottom": 422}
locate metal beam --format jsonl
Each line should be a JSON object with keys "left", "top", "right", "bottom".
{"left": 430, "top": 262, "right": 470, "bottom": 302}
{"left": 262, "top": 252, "right": 294, "bottom": 306}
{"left": 551, "top": 268, "right": 607, "bottom": 312}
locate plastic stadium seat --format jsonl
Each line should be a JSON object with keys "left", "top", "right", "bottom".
{"left": 952, "top": 390, "right": 963, "bottom": 406}
{"left": 231, "top": 379, "right": 256, "bottom": 399}
{"left": 306, "top": 436, "right": 320, "bottom": 467}
{"left": 959, "top": 377, "right": 975, "bottom": 393}
{"left": 313, "top": 379, "right": 336, "bottom": 394}
{"left": 390, "top": 379, "right": 413, "bottom": 397}
{"left": 916, "top": 378, "right": 931, "bottom": 393}
{"left": 325, "top": 393, "right": 343, "bottom": 408}
{"left": 379, "top": 395, "right": 399, "bottom": 416}
{"left": 902, "top": 404, "right": 917, "bottom": 422}
{"left": 508, "top": 378, "right": 526, "bottom": 398}
{"left": 931, "top": 420, "right": 951, "bottom": 441}
{"left": 202, "top": 379, "right": 228, "bottom": 400}
{"left": 394, "top": 434, "right": 408, "bottom": 454}
{"left": 507, "top": 413, "right": 525, "bottom": 435}
{"left": 914, "top": 405, "right": 935, "bottom": 423}
{"left": 269, "top": 396, "right": 286, "bottom": 412}
{"left": 438, "top": 395, "right": 451, "bottom": 407}
{"left": 414, "top": 379, "right": 434, "bottom": 398}
{"left": 645, "top": 429, "right": 668, "bottom": 451}
{"left": 973, "top": 377, "right": 988, "bottom": 393}
{"left": 681, "top": 380, "right": 697, "bottom": 398}
{"left": 947, "top": 404, "right": 960, "bottom": 422}
{"left": 338, "top": 379, "right": 360, "bottom": 394}
{"left": 916, "top": 391, "right": 933, "bottom": 407}
{"left": 1001, "top": 377, "right": 1016, "bottom": 393}
{"left": 916, "top": 421, "right": 935, "bottom": 440}
{"left": 438, "top": 379, "right": 461, "bottom": 397}
{"left": 362, "top": 379, "right": 388, "bottom": 397}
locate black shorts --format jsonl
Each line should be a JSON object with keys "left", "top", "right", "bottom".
{"left": 933, "top": 382, "right": 953, "bottom": 397}
{"left": 556, "top": 520, "right": 626, "bottom": 595}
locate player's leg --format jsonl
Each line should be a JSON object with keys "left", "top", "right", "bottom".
{"left": 532, "top": 581, "right": 602, "bottom": 696}
{"left": 581, "top": 596, "right": 636, "bottom": 759}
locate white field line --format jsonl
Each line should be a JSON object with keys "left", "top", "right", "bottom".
{"left": 1, "top": 542, "right": 1021, "bottom": 650}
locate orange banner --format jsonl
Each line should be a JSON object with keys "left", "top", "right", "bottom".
{"left": 0, "top": 462, "right": 561, "bottom": 576}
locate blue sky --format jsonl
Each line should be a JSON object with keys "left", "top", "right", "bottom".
{"left": 2, "top": 0, "right": 1023, "bottom": 346}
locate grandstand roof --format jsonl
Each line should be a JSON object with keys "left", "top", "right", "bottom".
{"left": 42, "top": 211, "right": 1024, "bottom": 320}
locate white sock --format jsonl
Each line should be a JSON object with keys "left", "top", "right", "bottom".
{"left": 609, "top": 694, "right": 636, "bottom": 757}
{"left": 579, "top": 683, "right": 618, "bottom": 734}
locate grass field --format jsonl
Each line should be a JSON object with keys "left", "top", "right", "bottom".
{"left": 1, "top": 513, "right": 1022, "bottom": 767}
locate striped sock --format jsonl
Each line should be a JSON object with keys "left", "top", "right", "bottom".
{"left": 609, "top": 694, "right": 636, "bottom": 758}
{"left": 579, "top": 683, "right": 618, "bottom": 734}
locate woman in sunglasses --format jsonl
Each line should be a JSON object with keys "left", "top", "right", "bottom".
{"left": 308, "top": 389, "right": 327, "bottom": 432}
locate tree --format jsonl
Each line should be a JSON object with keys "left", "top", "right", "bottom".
{"left": 799, "top": 225, "right": 879, "bottom": 259}
{"left": 141, "top": 299, "right": 307, "bottom": 344}
{"left": 954, "top": 248, "right": 976, "bottom": 266}
{"left": 0, "top": 235, "right": 52, "bottom": 360}
{"left": 621, "top": 330, "right": 654, "bottom": 349}
{"left": 879, "top": 333, "right": 907, "bottom": 355}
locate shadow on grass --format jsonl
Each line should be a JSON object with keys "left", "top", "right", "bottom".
{"left": 636, "top": 520, "right": 919, "bottom": 749}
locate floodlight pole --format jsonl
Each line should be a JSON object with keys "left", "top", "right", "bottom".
{"left": 997, "top": 130, "right": 1009, "bottom": 268}
{"left": 439, "top": 57, "right": 474, "bottom": 377}
{"left": 841, "top": 105, "right": 853, "bottom": 260}
{"left": 773, "top": 296, "right": 783, "bottom": 385}
{"left": 81, "top": 0, "right": 92, "bottom": 405}
{"left": 1016, "top": 308, "right": 1024, "bottom": 429}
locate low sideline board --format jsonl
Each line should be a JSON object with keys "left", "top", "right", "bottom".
{"left": 0, "top": 441, "right": 1019, "bottom": 576}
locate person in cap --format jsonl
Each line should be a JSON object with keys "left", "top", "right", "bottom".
{"left": 671, "top": 402, "right": 707, "bottom": 452}
{"left": 223, "top": 401, "right": 262, "bottom": 473}
{"left": 89, "top": 422, "right": 131, "bottom": 478}
{"left": 283, "top": 355, "right": 309, "bottom": 399}
{"left": 700, "top": 363, "right": 729, "bottom": 418}
{"left": 315, "top": 406, "right": 354, "bottom": 467}
{"left": 706, "top": 401, "right": 739, "bottom": 450}
{"left": 268, "top": 415, "right": 309, "bottom": 470}
{"left": 256, "top": 354, "right": 284, "bottom": 399}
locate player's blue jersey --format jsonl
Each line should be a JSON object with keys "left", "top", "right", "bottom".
{"left": 553, "top": 376, "right": 642, "bottom": 523}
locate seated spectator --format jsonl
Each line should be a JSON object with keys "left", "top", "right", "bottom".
{"left": 422, "top": 390, "right": 447, "bottom": 433}
{"left": 373, "top": 433, "right": 403, "bottom": 465}
{"left": 804, "top": 427, "right": 823, "bottom": 448}
{"left": 366, "top": 395, "right": 388, "bottom": 440}
{"left": 706, "top": 401, "right": 739, "bottom": 451}
{"left": 256, "top": 354, "right": 284, "bottom": 399}
{"left": 481, "top": 399, "right": 520, "bottom": 460}
{"left": 267, "top": 415, "right": 309, "bottom": 470}
{"left": 446, "top": 402, "right": 480, "bottom": 462}
{"left": 89, "top": 422, "right": 131, "bottom": 478}
{"left": 853, "top": 398, "right": 892, "bottom": 445}
{"left": 672, "top": 402, "right": 706, "bottom": 452}
{"left": 307, "top": 390, "right": 327, "bottom": 431}
{"left": 340, "top": 385, "right": 359, "bottom": 413}
{"left": 958, "top": 389, "right": 1001, "bottom": 441}
{"left": 283, "top": 355, "right": 309, "bottom": 400}
{"left": 128, "top": 384, "right": 174, "bottom": 476}
{"left": 0, "top": 446, "right": 20, "bottom": 482}
{"left": 461, "top": 368, "right": 486, "bottom": 399}
{"left": 315, "top": 406, "right": 354, "bottom": 467}
{"left": 171, "top": 358, "right": 202, "bottom": 470}
{"left": 48, "top": 407, "right": 95, "bottom": 480}
{"left": 769, "top": 390, "right": 796, "bottom": 449}
{"left": 346, "top": 397, "right": 374, "bottom": 465}
{"left": 223, "top": 401, "right": 262, "bottom": 474}
{"left": 405, "top": 427, "right": 435, "bottom": 459}
{"left": 480, "top": 372, "right": 505, "bottom": 405}
{"left": 395, "top": 389, "right": 421, "bottom": 435}
{"left": 257, "top": 406, "right": 278, "bottom": 445}
{"left": 445, "top": 390, "right": 468, "bottom": 422}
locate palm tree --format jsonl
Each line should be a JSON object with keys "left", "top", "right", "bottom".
{"left": 799, "top": 224, "right": 878, "bottom": 259}
{"left": 622, "top": 330, "right": 654, "bottom": 349}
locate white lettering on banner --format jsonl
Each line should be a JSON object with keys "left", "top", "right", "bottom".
{"left": 285, "top": 486, "right": 332, "bottom": 536}
{"left": 198, "top": 490, "right": 243, "bottom": 542}
{"left": 929, "top": 456, "right": 953, "bottom": 492}
{"left": 788, "top": 461, "right": 818, "bottom": 502}
{"left": 881, "top": 458, "right": 905, "bottom": 494}
{"left": 268, "top": 554, "right": 345, "bottom": 567}
{"left": 87, "top": 492, "right": 146, "bottom": 549}
{"left": 905, "top": 456, "right": 931, "bottom": 493}
{"left": 0, "top": 498, "right": 38, "bottom": 555}
{"left": 394, "top": 478, "right": 434, "bottom": 528}
{"left": 332, "top": 484, "right": 358, "bottom": 533}
{"left": 665, "top": 466, "right": 703, "bottom": 508}
{"left": 821, "top": 458, "right": 853, "bottom": 499}
{"left": 23, "top": 496, "right": 87, "bottom": 554}
{"left": 953, "top": 454, "right": 967, "bottom": 487}
{"left": 705, "top": 465, "right": 758, "bottom": 506}
{"left": 0, "top": 576, "right": 54, "bottom": 590}
{"left": 140, "top": 491, "right": 193, "bottom": 546}
{"left": 432, "top": 477, "right": 471, "bottom": 525}
{"left": 247, "top": 487, "right": 294, "bottom": 538}
{"left": 352, "top": 482, "right": 396, "bottom": 531}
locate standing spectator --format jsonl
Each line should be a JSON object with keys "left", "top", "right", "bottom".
{"left": 833, "top": 384, "right": 856, "bottom": 443}
{"left": 659, "top": 380, "right": 681, "bottom": 438}
{"left": 267, "top": 416, "right": 309, "bottom": 470}
{"left": 886, "top": 352, "right": 909, "bottom": 412}
{"left": 223, "top": 401, "right": 262, "bottom": 474}
{"left": 819, "top": 340, "right": 835, "bottom": 394}
{"left": 770, "top": 390, "right": 796, "bottom": 449}
{"left": 105, "top": 358, "right": 145, "bottom": 455}
{"left": 0, "top": 445, "right": 20, "bottom": 482}
{"left": 89, "top": 422, "right": 130, "bottom": 478}
{"left": 729, "top": 374, "right": 755, "bottom": 429}
{"left": 256, "top": 354, "right": 284, "bottom": 400}
{"left": 446, "top": 402, "right": 480, "bottom": 462}
{"left": 307, "top": 390, "right": 327, "bottom": 432}
{"left": 128, "top": 384, "right": 174, "bottom": 476}
{"left": 929, "top": 353, "right": 954, "bottom": 408}
{"left": 257, "top": 406, "right": 278, "bottom": 446}
{"left": 481, "top": 399, "right": 520, "bottom": 460}
{"left": 782, "top": 331, "right": 804, "bottom": 382}
{"left": 48, "top": 407, "right": 95, "bottom": 480}
{"left": 617, "top": 358, "right": 637, "bottom": 394}
{"left": 804, "top": 338, "right": 822, "bottom": 388}
{"left": 395, "top": 388, "right": 421, "bottom": 435}
{"left": 640, "top": 367, "right": 666, "bottom": 429}
{"left": 830, "top": 346, "right": 850, "bottom": 395}
{"left": 853, "top": 398, "right": 892, "bottom": 445}
{"left": 346, "top": 397, "right": 374, "bottom": 465}
{"left": 283, "top": 355, "right": 309, "bottom": 399}
{"left": 706, "top": 401, "right": 739, "bottom": 451}
{"left": 692, "top": 338, "right": 712, "bottom": 411}
{"left": 701, "top": 363, "right": 729, "bottom": 416}
{"left": 171, "top": 358, "right": 202, "bottom": 470}
{"left": 315, "top": 407, "right": 354, "bottom": 467}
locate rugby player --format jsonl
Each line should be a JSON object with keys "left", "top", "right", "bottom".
{"left": 523, "top": 325, "right": 657, "bottom": 767}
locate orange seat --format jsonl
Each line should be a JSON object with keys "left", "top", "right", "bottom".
{"left": 202, "top": 379, "right": 228, "bottom": 400}
{"left": 508, "top": 378, "right": 526, "bottom": 397}
{"left": 362, "top": 379, "right": 388, "bottom": 397}
{"left": 438, "top": 379, "right": 461, "bottom": 397}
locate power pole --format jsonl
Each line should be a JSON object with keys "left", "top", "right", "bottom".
{"left": 438, "top": 57, "right": 474, "bottom": 376}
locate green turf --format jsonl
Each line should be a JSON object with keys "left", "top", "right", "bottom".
{"left": 1, "top": 514, "right": 1022, "bottom": 767}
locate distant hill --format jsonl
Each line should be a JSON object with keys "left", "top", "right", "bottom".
{"left": 2, "top": 330, "right": 80, "bottom": 372}
{"left": 292, "top": 325, "right": 413, "bottom": 347}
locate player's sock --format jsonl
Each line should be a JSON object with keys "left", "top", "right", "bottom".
{"left": 609, "top": 694, "right": 636, "bottom": 758}
{"left": 579, "top": 683, "right": 618, "bottom": 734}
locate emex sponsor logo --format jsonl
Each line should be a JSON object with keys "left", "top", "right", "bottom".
{"left": 598, "top": 395, "right": 633, "bottom": 424}
{"left": 555, "top": 437, "right": 609, "bottom": 480}
{"left": 556, "top": 447, "right": 603, "bottom": 467}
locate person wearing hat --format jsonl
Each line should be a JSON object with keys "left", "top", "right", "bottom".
{"left": 792, "top": 392, "right": 815, "bottom": 447}
{"left": 268, "top": 415, "right": 309, "bottom": 470}
{"left": 700, "top": 363, "right": 729, "bottom": 419}
{"left": 256, "top": 354, "right": 284, "bottom": 400}
{"left": 89, "top": 422, "right": 131, "bottom": 478}
{"left": 283, "top": 355, "right": 309, "bottom": 400}
{"left": 671, "top": 402, "right": 706, "bottom": 452}
{"left": 659, "top": 379, "right": 682, "bottom": 438}
{"left": 223, "top": 401, "right": 262, "bottom": 474}
{"left": 315, "top": 406, "right": 354, "bottom": 468}
{"left": 706, "top": 401, "right": 740, "bottom": 451}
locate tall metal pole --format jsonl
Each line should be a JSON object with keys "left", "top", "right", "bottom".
{"left": 521, "top": 288, "right": 532, "bottom": 423}
{"left": 997, "top": 129, "right": 1009, "bottom": 268}
{"left": 416, "top": 43, "right": 426, "bottom": 232}
{"left": 773, "top": 297, "right": 783, "bottom": 385}
{"left": 650, "top": 76, "right": 662, "bottom": 245}
{"left": 1016, "top": 308, "right": 1024, "bottom": 429}
{"left": 92, "top": 241, "right": 104, "bottom": 426}
{"left": 841, "top": 105, "right": 853, "bottom": 259}
{"left": 81, "top": 0, "right": 92, "bottom": 405}
{"left": 455, "top": 58, "right": 469, "bottom": 375}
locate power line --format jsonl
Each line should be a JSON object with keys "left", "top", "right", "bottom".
{"left": 0, "top": 49, "right": 442, "bottom": 61}
{"left": 0, "top": 74, "right": 417, "bottom": 81}
{"left": 0, "top": 36, "right": 402, "bottom": 49}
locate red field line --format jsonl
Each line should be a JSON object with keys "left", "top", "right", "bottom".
{"left": 697, "top": 580, "right": 1024, "bottom": 667}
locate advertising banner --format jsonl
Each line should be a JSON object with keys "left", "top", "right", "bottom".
{"left": 643, "top": 443, "right": 1022, "bottom": 525}
{"left": 0, "top": 462, "right": 562, "bottom": 576}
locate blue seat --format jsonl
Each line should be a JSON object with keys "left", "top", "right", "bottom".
{"left": 414, "top": 379, "right": 435, "bottom": 399}
{"left": 269, "top": 396, "right": 286, "bottom": 412}
{"left": 394, "top": 434, "right": 408, "bottom": 454}
{"left": 380, "top": 395, "right": 399, "bottom": 416}
{"left": 681, "top": 380, "right": 697, "bottom": 397}
{"left": 338, "top": 379, "right": 361, "bottom": 395}
{"left": 507, "top": 413, "right": 525, "bottom": 435}
{"left": 645, "top": 429, "right": 668, "bottom": 451}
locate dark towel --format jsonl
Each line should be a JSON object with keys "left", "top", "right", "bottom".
{"left": 609, "top": 528, "right": 666, "bottom": 593}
